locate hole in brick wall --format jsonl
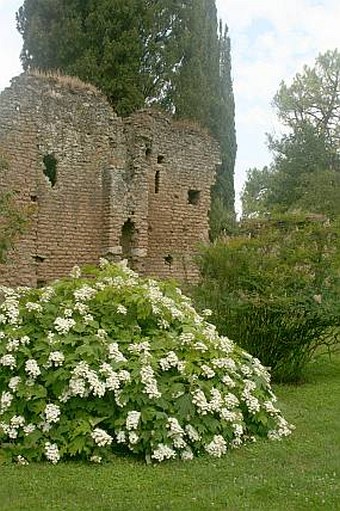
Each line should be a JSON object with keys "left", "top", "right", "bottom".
{"left": 37, "top": 279, "right": 47, "bottom": 288}
{"left": 30, "top": 194, "right": 37, "bottom": 202}
{"left": 120, "top": 219, "right": 136, "bottom": 260}
{"left": 188, "top": 189, "right": 200, "bottom": 205}
{"left": 164, "top": 254, "right": 173, "bottom": 266}
{"left": 155, "top": 170, "right": 160, "bottom": 193}
{"left": 157, "top": 155, "right": 165, "bottom": 164}
{"left": 32, "top": 255, "right": 46, "bottom": 263}
{"left": 43, "top": 154, "right": 57, "bottom": 187}
{"left": 145, "top": 146, "right": 152, "bottom": 158}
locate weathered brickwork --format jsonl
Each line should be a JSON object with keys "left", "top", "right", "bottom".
{"left": 0, "top": 72, "right": 220, "bottom": 286}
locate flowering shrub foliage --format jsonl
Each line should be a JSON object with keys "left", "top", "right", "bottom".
{"left": 0, "top": 261, "right": 293, "bottom": 465}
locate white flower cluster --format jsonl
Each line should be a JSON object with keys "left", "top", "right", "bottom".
{"left": 212, "top": 357, "right": 237, "bottom": 372}
{"left": 201, "top": 364, "right": 215, "bottom": 379}
{"left": 159, "top": 351, "right": 185, "bottom": 373}
{"left": 205, "top": 435, "right": 227, "bottom": 457}
{"left": 108, "top": 343, "right": 127, "bottom": 363}
{"left": 16, "top": 455, "right": 29, "bottom": 465}
{"left": 0, "top": 354, "right": 16, "bottom": 369}
{"left": 54, "top": 316, "right": 76, "bottom": 335}
{"left": 25, "top": 302, "right": 43, "bottom": 313}
{"left": 0, "top": 391, "right": 13, "bottom": 413}
{"left": 126, "top": 411, "right": 141, "bottom": 430}
{"left": 69, "top": 265, "right": 81, "bottom": 279}
{"left": 91, "top": 428, "right": 113, "bottom": 447}
{"left": 242, "top": 380, "right": 261, "bottom": 414}
{"left": 74, "top": 285, "right": 96, "bottom": 302}
{"left": 0, "top": 289, "right": 20, "bottom": 325}
{"left": 117, "top": 304, "right": 127, "bottom": 315}
{"left": 167, "top": 417, "right": 186, "bottom": 449}
{"left": 185, "top": 424, "right": 201, "bottom": 442}
{"left": 8, "top": 376, "right": 21, "bottom": 392}
{"left": 151, "top": 444, "right": 176, "bottom": 462}
{"left": 47, "top": 351, "right": 65, "bottom": 367}
{"left": 25, "top": 359, "right": 41, "bottom": 379}
{"left": 140, "top": 365, "right": 161, "bottom": 399}
{"left": 44, "top": 403, "right": 61, "bottom": 424}
{"left": 0, "top": 415, "right": 25, "bottom": 439}
{"left": 40, "top": 286, "right": 55, "bottom": 302}
{"left": 6, "top": 338, "right": 20, "bottom": 352}
{"left": 45, "top": 442, "right": 60, "bottom": 464}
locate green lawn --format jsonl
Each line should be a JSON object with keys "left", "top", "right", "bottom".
{"left": 1, "top": 352, "right": 339, "bottom": 511}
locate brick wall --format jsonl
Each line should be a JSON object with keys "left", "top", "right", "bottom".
{"left": 0, "top": 72, "right": 220, "bottom": 286}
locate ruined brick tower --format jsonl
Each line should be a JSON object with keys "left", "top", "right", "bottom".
{"left": 0, "top": 72, "right": 220, "bottom": 287}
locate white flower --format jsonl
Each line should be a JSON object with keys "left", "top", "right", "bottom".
{"left": 108, "top": 343, "right": 127, "bottom": 363}
{"left": 224, "top": 393, "right": 239, "bottom": 408}
{"left": 25, "top": 359, "right": 41, "bottom": 379}
{"left": 47, "top": 351, "right": 65, "bottom": 367}
{"left": 40, "top": 286, "right": 55, "bottom": 302}
{"left": 10, "top": 415, "right": 25, "bottom": 427}
{"left": 16, "top": 455, "right": 29, "bottom": 465}
{"left": 159, "top": 351, "right": 179, "bottom": 371}
{"left": 45, "top": 442, "right": 60, "bottom": 464}
{"left": 1, "top": 391, "right": 13, "bottom": 412}
{"left": 74, "top": 285, "right": 96, "bottom": 302}
{"left": 84, "top": 314, "right": 94, "bottom": 324}
{"left": 25, "top": 302, "right": 43, "bottom": 313}
{"left": 201, "top": 364, "right": 215, "bottom": 379}
{"left": 129, "top": 432, "right": 139, "bottom": 445}
{"left": 8, "top": 376, "right": 21, "bottom": 392}
{"left": 220, "top": 408, "right": 238, "bottom": 422}
{"left": 193, "top": 341, "right": 208, "bottom": 352}
{"left": 116, "top": 430, "right": 126, "bottom": 443}
{"left": 205, "top": 435, "right": 227, "bottom": 457}
{"left": 191, "top": 389, "right": 209, "bottom": 415}
{"left": 221, "top": 374, "right": 236, "bottom": 388}
{"left": 218, "top": 337, "right": 234, "bottom": 354}
{"left": 54, "top": 317, "right": 75, "bottom": 335}
{"left": 23, "top": 424, "right": 36, "bottom": 435}
{"left": 151, "top": 444, "right": 176, "bottom": 462}
{"left": 69, "top": 377, "right": 87, "bottom": 397}
{"left": 90, "top": 455, "right": 102, "bottom": 463}
{"left": 140, "top": 365, "right": 161, "bottom": 399}
{"left": 6, "top": 338, "right": 20, "bottom": 352}
{"left": 74, "top": 302, "right": 89, "bottom": 315}
{"left": 181, "top": 447, "right": 194, "bottom": 461}
{"left": 185, "top": 425, "right": 201, "bottom": 442}
{"left": 117, "top": 305, "right": 127, "bottom": 315}
{"left": 202, "top": 309, "right": 213, "bottom": 317}
{"left": 70, "top": 265, "right": 81, "bottom": 279}
{"left": 167, "top": 417, "right": 184, "bottom": 437}
{"left": 126, "top": 411, "right": 141, "bottom": 431}
{"left": 0, "top": 354, "right": 16, "bottom": 369}
{"left": 20, "top": 335, "right": 31, "bottom": 346}
{"left": 44, "top": 403, "right": 61, "bottom": 424}
{"left": 91, "top": 428, "right": 113, "bottom": 447}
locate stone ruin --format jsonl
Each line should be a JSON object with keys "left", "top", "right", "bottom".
{"left": 0, "top": 72, "right": 220, "bottom": 287}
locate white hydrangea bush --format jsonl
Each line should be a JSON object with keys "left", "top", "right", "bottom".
{"left": 0, "top": 260, "right": 293, "bottom": 465}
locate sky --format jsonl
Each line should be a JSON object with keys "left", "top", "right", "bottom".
{"left": 1, "top": 0, "right": 340, "bottom": 213}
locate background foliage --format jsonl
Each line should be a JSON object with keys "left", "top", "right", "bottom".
{"left": 193, "top": 214, "right": 340, "bottom": 382}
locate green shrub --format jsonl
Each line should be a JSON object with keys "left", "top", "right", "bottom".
{"left": 193, "top": 214, "right": 340, "bottom": 382}
{"left": 0, "top": 261, "right": 293, "bottom": 465}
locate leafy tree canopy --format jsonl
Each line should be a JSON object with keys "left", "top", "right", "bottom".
{"left": 242, "top": 50, "right": 340, "bottom": 218}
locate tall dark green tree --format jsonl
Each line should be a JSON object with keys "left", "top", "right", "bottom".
{"left": 17, "top": 0, "right": 236, "bottom": 216}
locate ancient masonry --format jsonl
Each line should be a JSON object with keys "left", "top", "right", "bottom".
{"left": 0, "top": 72, "right": 220, "bottom": 287}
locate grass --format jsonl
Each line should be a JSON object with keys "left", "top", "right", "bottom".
{"left": 1, "top": 352, "right": 339, "bottom": 511}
